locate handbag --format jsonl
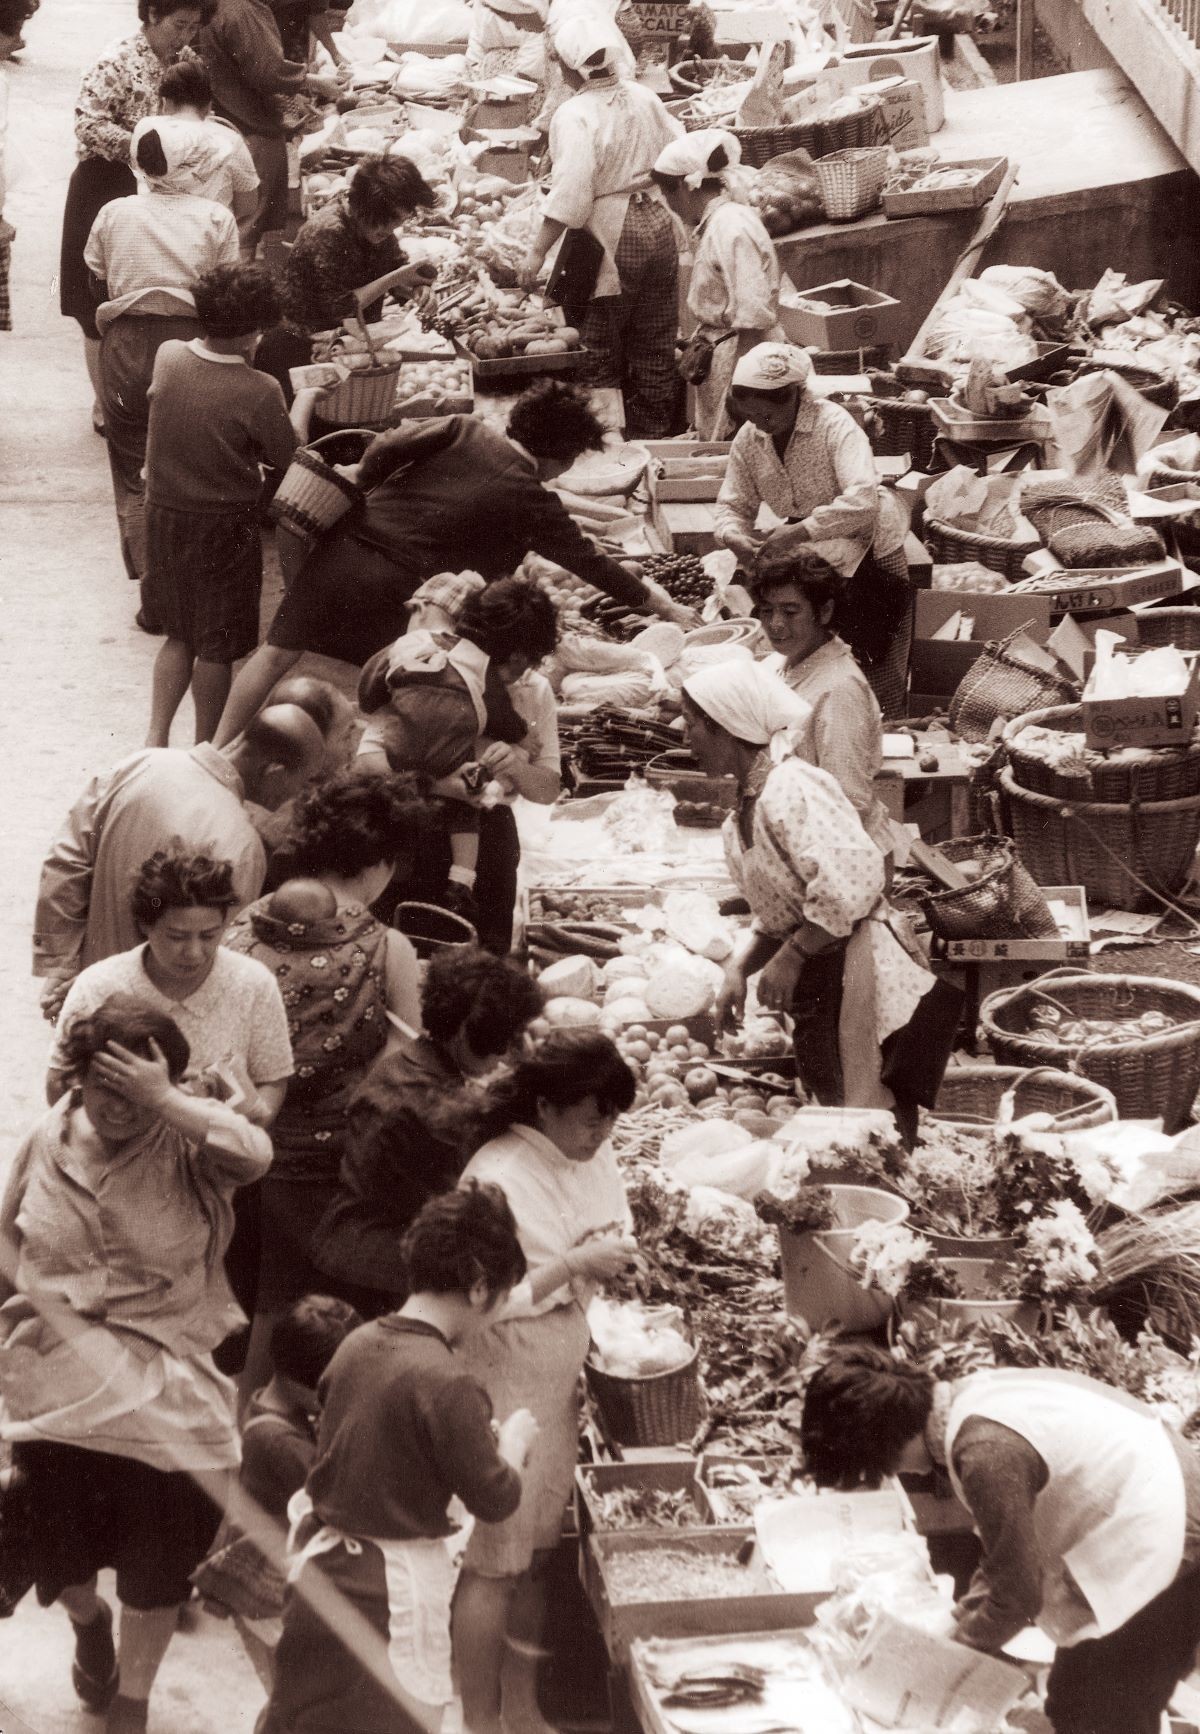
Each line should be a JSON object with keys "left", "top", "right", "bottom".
{"left": 545, "top": 226, "right": 605, "bottom": 308}
{"left": 676, "top": 330, "right": 737, "bottom": 388}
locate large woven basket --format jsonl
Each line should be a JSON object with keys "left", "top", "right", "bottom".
{"left": 980, "top": 970, "right": 1200, "bottom": 1130}
{"left": 866, "top": 397, "right": 938, "bottom": 470}
{"left": 320, "top": 359, "right": 404, "bottom": 427}
{"left": 1136, "top": 607, "right": 1200, "bottom": 651}
{"left": 917, "top": 834, "right": 1058, "bottom": 940}
{"left": 585, "top": 1350, "right": 702, "bottom": 1448}
{"left": 996, "top": 765, "right": 1200, "bottom": 912}
{"left": 733, "top": 102, "right": 884, "bottom": 168}
{"left": 268, "top": 430, "right": 371, "bottom": 542}
{"left": 949, "top": 625, "right": 1079, "bottom": 744}
{"left": 392, "top": 902, "right": 477, "bottom": 959}
{"left": 1002, "top": 704, "right": 1200, "bottom": 803}
{"left": 925, "top": 517, "right": 1039, "bottom": 581}
{"left": 930, "top": 1065, "right": 1118, "bottom": 1131}
{"left": 815, "top": 146, "right": 889, "bottom": 221}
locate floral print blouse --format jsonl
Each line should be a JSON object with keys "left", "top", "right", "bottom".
{"left": 223, "top": 897, "right": 390, "bottom": 1179}
{"left": 75, "top": 32, "right": 199, "bottom": 165}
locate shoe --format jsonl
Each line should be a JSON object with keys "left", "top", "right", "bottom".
{"left": 134, "top": 610, "right": 165, "bottom": 636}
{"left": 71, "top": 1599, "right": 118, "bottom": 1713}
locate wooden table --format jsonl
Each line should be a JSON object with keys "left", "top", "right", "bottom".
{"left": 876, "top": 736, "right": 975, "bottom": 841}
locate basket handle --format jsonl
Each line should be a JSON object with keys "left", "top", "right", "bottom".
{"left": 1006, "top": 1065, "right": 1115, "bottom": 1127}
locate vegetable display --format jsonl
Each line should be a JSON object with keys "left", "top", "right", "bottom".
{"left": 603, "top": 1546, "right": 773, "bottom": 1602}
{"left": 1023, "top": 999, "right": 1176, "bottom": 1047}
{"left": 586, "top": 1485, "right": 709, "bottom": 1531}
{"left": 639, "top": 554, "right": 714, "bottom": 609}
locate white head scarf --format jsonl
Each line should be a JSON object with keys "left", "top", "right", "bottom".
{"left": 654, "top": 129, "right": 742, "bottom": 190}
{"left": 552, "top": 13, "right": 626, "bottom": 76}
{"left": 683, "top": 661, "right": 812, "bottom": 759}
{"left": 731, "top": 342, "right": 814, "bottom": 393}
{"left": 131, "top": 115, "right": 223, "bottom": 195}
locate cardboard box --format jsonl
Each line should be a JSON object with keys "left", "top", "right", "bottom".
{"left": 856, "top": 76, "right": 928, "bottom": 150}
{"left": 628, "top": 0, "right": 694, "bottom": 35}
{"left": 642, "top": 439, "right": 731, "bottom": 502}
{"left": 1030, "top": 559, "right": 1184, "bottom": 614}
{"left": 834, "top": 34, "right": 945, "bottom": 129}
{"left": 931, "top": 886, "right": 1090, "bottom": 962}
{"left": 1083, "top": 652, "right": 1200, "bottom": 749}
{"left": 911, "top": 591, "right": 1053, "bottom": 699}
{"left": 778, "top": 279, "right": 904, "bottom": 351}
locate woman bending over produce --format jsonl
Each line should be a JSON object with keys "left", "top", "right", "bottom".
{"left": 652, "top": 129, "right": 782, "bottom": 440}
{"left": 681, "top": 660, "right": 956, "bottom": 1142}
{"left": 453, "top": 1030, "right": 639, "bottom": 1734}
{"left": 714, "top": 343, "right": 913, "bottom": 717}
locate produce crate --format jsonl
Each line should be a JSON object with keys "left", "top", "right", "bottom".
{"left": 929, "top": 885, "right": 1089, "bottom": 963}
{"left": 642, "top": 439, "right": 732, "bottom": 502}
{"left": 584, "top": 1530, "right": 822, "bottom": 1663}
{"left": 930, "top": 396, "right": 1047, "bottom": 444}
{"left": 1020, "top": 559, "right": 1184, "bottom": 614}
{"left": 575, "top": 1461, "right": 711, "bottom": 1539}
{"left": 778, "top": 279, "right": 903, "bottom": 351}
{"left": 697, "top": 1453, "right": 793, "bottom": 1524}
{"left": 882, "top": 155, "right": 1007, "bottom": 218}
{"left": 453, "top": 335, "right": 592, "bottom": 381}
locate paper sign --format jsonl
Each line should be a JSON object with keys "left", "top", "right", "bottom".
{"left": 843, "top": 1610, "right": 1026, "bottom": 1730}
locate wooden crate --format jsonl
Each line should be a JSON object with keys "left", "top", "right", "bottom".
{"left": 575, "top": 1460, "right": 712, "bottom": 1539}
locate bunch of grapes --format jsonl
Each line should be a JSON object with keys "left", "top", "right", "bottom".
{"left": 641, "top": 553, "right": 712, "bottom": 606}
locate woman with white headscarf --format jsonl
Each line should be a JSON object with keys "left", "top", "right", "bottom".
{"left": 84, "top": 116, "right": 239, "bottom": 629}
{"left": 679, "top": 660, "right": 955, "bottom": 1142}
{"left": 714, "top": 340, "right": 914, "bottom": 717}
{"left": 520, "top": 13, "right": 681, "bottom": 437}
{"left": 651, "top": 128, "right": 782, "bottom": 439}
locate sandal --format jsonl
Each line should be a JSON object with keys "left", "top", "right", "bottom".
{"left": 71, "top": 1599, "right": 118, "bottom": 1713}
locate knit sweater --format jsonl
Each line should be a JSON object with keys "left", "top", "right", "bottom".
{"left": 146, "top": 340, "right": 297, "bottom": 511}
{"left": 198, "top": 0, "right": 307, "bottom": 138}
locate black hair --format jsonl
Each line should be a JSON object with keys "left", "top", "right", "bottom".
{"left": 749, "top": 550, "right": 842, "bottom": 621}
{"left": 192, "top": 262, "right": 282, "bottom": 339}
{"left": 60, "top": 993, "right": 191, "bottom": 1085}
{"left": 479, "top": 1030, "right": 636, "bottom": 1140}
{"left": 506, "top": 380, "right": 606, "bottom": 463}
{"left": 801, "top": 1346, "right": 934, "bottom": 1489}
{"left": 243, "top": 706, "right": 325, "bottom": 773}
{"left": 0, "top": 0, "right": 37, "bottom": 35}
{"left": 270, "top": 1295, "right": 361, "bottom": 1389}
{"left": 139, "top": 0, "right": 218, "bottom": 22}
{"left": 421, "top": 948, "right": 543, "bottom": 1059}
{"left": 159, "top": 56, "right": 211, "bottom": 108}
{"left": 285, "top": 766, "right": 430, "bottom": 878}
{"left": 266, "top": 676, "right": 347, "bottom": 743}
{"left": 458, "top": 577, "right": 559, "bottom": 666}
{"left": 401, "top": 1181, "right": 527, "bottom": 1301}
{"left": 129, "top": 849, "right": 239, "bottom": 932}
{"left": 347, "top": 154, "right": 437, "bottom": 228}
{"left": 135, "top": 126, "right": 169, "bottom": 176}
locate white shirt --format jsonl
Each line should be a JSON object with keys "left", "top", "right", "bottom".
{"left": 766, "top": 639, "right": 893, "bottom": 854}
{"left": 689, "top": 197, "right": 781, "bottom": 336}
{"left": 84, "top": 188, "right": 240, "bottom": 329}
{"left": 172, "top": 115, "right": 259, "bottom": 212}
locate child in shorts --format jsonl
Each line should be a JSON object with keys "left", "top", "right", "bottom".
{"left": 143, "top": 261, "right": 319, "bottom": 748}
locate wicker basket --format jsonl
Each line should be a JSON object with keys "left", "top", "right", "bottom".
{"left": 815, "top": 147, "right": 889, "bottom": 221}
{"left": 319, "top": 359, "right": 404, "bottom": 427}
{"left": 392, "top": 902, "right": 478, "bottom": 959}
{"left": 1002, "top": 704, "right": 1200, "bottom": 803}
{"left": 949, "top": 625, "right": 1079, "bottom": 744}
{"left": 268, "top": 431, "right": 369, "bottom": 542}
{"left": 585, "top": 1350, "right": 702, "bottom": 1448}
{"left": 930, "top": 1065, "right": 1118, "bottom": 1131}
{"left": 917, "top": 834, "right": 1059, "bottom": 940}
{"left": 1047, "top": 521, "right": 1166, "bottom": 569}
{"left": 866, "top": 397, "right": 938, "bottom": 470}
{"left": 1136, "top": 607, "right": 1200, "bottom": 651}
{"left": 1074, "top": 356, "right": 1176, "bottom": 411}
{"left": 925, "top": 517, "right": 1040, "bottom": 581}
{"left": 996, "top": 766, "right": 1200, "bottom": 912}
{"left": 979, "top": 970, "right": 1200, "bottom": 1130}
{"left": 667, "top": 56, "right": 755, "bottom": 94}
{"left": 733, "top": 102, "right": 884, "bottom": 168}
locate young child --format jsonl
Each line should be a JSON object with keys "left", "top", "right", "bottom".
{"left": 192, "top": 1294, "right": 361, "bottom": 1688}
{"left": 357, "top": 576, "right": 558, "bottom": 918}
{"left": 261, "top": 1183, "right": 539, "bottom": 1734}
{"left": 263, "top": 878, "right": 339, "bottom": 928}
{"left": 142, "top": 261, "right": 321, "bottom": 749}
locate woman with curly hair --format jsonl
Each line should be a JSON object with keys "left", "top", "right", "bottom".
{"left": 46, "top": 847, "right": 292, "bottom": 1122}
{"left": 222, "top": 768, "right": 431, "bottom": 1391}
{"left": 0, "top": 994, "right": 271, "bottom": 1734}
{"left": 214, "top": 379, "right": 692, "bottom": 746}
{"left": 311, "top": 947, "right": 544, "bottom": 1318}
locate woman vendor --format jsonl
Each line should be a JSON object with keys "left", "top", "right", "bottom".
{"left": 453, "top": 1031, "right": 639, "bottom": 1734}
{"left": 255, "top": 154, "right": 440, "bottom": 403}
{"left": 752, "top": 551, "right": 894, "bottom": 859}
{"left": 801, "top": 1345, "right": 1200, "bottom": 1734}
{"left": 680, "top": 660, "right": 956, "bottom": 1143}
{"left": 714, "top": 342, "right": 914, "bottom": 717}
{"left": 520, "top": 16, "right": 682, "bottom": 439}
{"left": 215, "top": 381, "right": 693, "bottom": 745}
{"left": 466, "top": 0, "right": 547, "bottom": 80}
{"left": 651, "top": 129, "right": 783, "bottom": 440}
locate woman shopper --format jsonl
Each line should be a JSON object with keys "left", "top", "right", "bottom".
{"left": 453, "top": 1031, "right": 638, "bottom": 1734}
{"left": 680, "top": 659, "right": 955, "bottom": 1143}
{"left": 0, "top": 995, "right": 271, "bottom": 1734}
{"left": 60, "top": 0, "right": 216, "bottom": 436}
{"left": 214, "top": 380, "right": 692, "bottom": 745}
{"left": 751, "top": 552, "right": 894, "bottom": 859}
{"left": 714, "top": 342, "right": 914, "bottom": 717}
{"left": 801, "top": 1345, "right": 1200, "bottom": 1734}
{"left": 260, "top": 1184, "right": 538, "bottom": 1734}
{"left": 156, "top": 56, "right": 260, "bottom": 226}
{"left": 46, "top": 848, "right": 293, "bottom": 1122}
{"left": 652, "top": 129, "right": 782, "bottom": 440}
{"left": 311, "top": 948, "right": 544, "bottom": 1317}
{"left": 520, "top": 15, "right": 682, "bottom": 438}
{"left": 85, "top": 116, "right": 240, "bottom": 627}
{"left": 223, "top": 767, "right": 428, "bottom": 1393}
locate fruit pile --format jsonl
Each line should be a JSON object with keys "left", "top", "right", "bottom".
{"left": 641, "top": 553, "right": 713, "bottom": 608}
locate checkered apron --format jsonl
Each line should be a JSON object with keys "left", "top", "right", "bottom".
{"left": 575, "top": 193, "right": 679, "bottom": 439}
